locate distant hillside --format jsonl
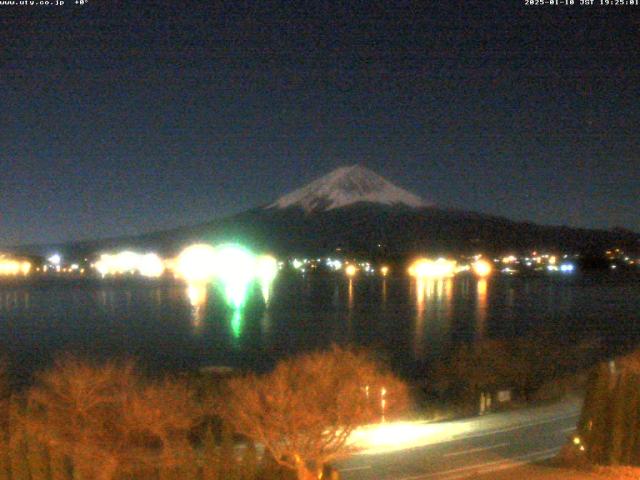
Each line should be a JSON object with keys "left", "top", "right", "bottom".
{"left": 9, "top": 204, "right": 639, "bottom": 260}
{"left": 7, "top": 166, "right": 639, "bottom": 259}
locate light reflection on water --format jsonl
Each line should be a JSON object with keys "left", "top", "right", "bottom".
{"left": 413, "top": 278, "right": 426, "bottom": 359}
{"left": 0, "top": 290, "right": 31, "bottom": 311}
{"left": 260, "top": 308, "right": 271, "bottom": 339}
{"left": 186, "top": 283, "right": 208, "bottom": 328}
{"left": 348, "top": 279, "right": 354, "bottom": 310}
{"left": 413, "top": 277, "right": 454, "bottom": 361}
{"left": 230, "top": 309, "right": 243, "bottom": 339}
{"left": 381, "top": 278, "right": 388, "bottom": 305}
{"left": 476, "top": 279, "right": 488, "bottom": 339}
{"left": 0, "top": 273, "right": 639, "bottom": 378}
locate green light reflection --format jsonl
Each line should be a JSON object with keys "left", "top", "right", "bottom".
{"left": 214, "top": 244, "right": 255, "bottom": 309}
{"left": 231, "top": 308, "right": 243, "bottom": 339}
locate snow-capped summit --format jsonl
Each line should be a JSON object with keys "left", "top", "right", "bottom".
{"left": 268, "top": 165, "right": 428, "bottom": 212}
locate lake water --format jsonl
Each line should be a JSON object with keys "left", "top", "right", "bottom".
{"left": 1, "top": 271, "right": 640, "bottom": 381}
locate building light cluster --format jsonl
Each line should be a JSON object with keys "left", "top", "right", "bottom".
{"left": 283, "top": 251, "right": 579, "bottom": 280}
{"left": 94, "top": 251, "right": 165, "bottom": 278}
{"left": 289, "top": 256, "right": 385, "bottom": 277}
{"left": 493, "top": 251, "right": 579, "bottom": 275}
{"left": 408, "top": 258, "right": 457, "bottom": 278}
{"left": 0, "top": 255, "right": 31, "bottom": 276}
{"left": 606, "top": 248, "right": 638, "bottom": 269}
{"left": 36, "top": 254, "right": 88, "bottom": 275}
{"left": 326, "top": 258, "right": 342, "bottom": 271}
{"left": 10, "top": 243, "right": 638, "bottom": 288}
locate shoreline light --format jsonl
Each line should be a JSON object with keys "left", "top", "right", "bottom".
{"left": 345, "top": 264, "right": 358, "bottom": 277}
{"left": 471, "top": 259, "right": 492, "bottom": 278}
{"left": 0, "top": 257, "right": 32, "bottom": 276}
{"left": 95, "top": 251, "right": 166, "bottom": 278}
{"left": 409, "top": 258, "right": 457, "bottom": 278}
{"left": 138, "top": 253, "right": 165, "bottom": 278}
{"left": 175, "top": 244, "right": 218, "bottom": 282}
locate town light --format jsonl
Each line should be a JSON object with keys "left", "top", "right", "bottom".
{"left": 95, "top": 251, "right": 165, "bottom": 278}
{"left": 138, "top": 253, "right": 165, "bottom": 278}
{"left": 409, "top": 258, "right": 456, "bottom": 278}
{"left": 471, "top": 259, "right": 492, "bottom": 278}
{"left": 0, "top": 257, "right": 32, "bottom": 276}
{"left": 175, "top": 244, "right": 218, "bottom": 282}
{"left": 345, "top": 264, "right": 358, "bottom": 277}
{"left": 560, "top": 263, "right": 575, "bottom": 273}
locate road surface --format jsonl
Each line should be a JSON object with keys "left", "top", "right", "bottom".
{"left": 338, "top": 397, "right": 582, "bottom": 480}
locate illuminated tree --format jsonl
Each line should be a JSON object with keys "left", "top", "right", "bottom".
{"left": 578, "top": 351, "right": 640, "bottom": 466}
{"left": 125, "top": 378, "right": 202, "bottom": 479}
{"left": 0, "top": 360, "right": 7, "bottom": 433}
{"left": 25, "top": 358, "right": 134, "bottom": 479}
{"left": 25, "top": 357, "right": 201, "bottom": 480}
{"left": 0, "top": 361, "right": 10, "bottom": 480}
{"left": 218, "top": 346, "right": 409, "bottom": 480}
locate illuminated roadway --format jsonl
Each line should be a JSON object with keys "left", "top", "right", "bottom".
{"left": 338, "top": 397, "right": 581, "bottom": 480}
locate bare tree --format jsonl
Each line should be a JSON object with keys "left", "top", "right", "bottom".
{"left": 25, "top": 356, "right": 201, "bottom": 480}
{"left": 218, "top": 346, "right": 409, "bottom": 480}
{"left": 25, "top": 357, "right": 134, "bottom": 479}
{"left": 123, "top": 377, "right": 203, "bottom": 477}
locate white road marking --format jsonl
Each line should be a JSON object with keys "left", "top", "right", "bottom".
{"left": 394, "top": 446, "right": 561, "bottom": 480}
{"left": 340, "top": 465, "right": 372, "bottom": 472}
{"left": 453, "top": 412, "right": 579, "bottom": 441}
{"left": 443, "top": 442, "right": 509, "bottom": 458}
{"left": 560, "top": 426, "right": 576, "bottom": 433}
{"left": 436, "top": 447, "right": 561, "bottom": 480}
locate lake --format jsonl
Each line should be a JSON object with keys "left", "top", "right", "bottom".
{"left": 1, "top": 271, "right": 639, "bottom": 382}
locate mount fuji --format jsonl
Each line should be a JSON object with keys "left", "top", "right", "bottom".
{"left": 268, "top": 165, "right": 428, "bottom": 212}
{"left": 13, "top": 165, "right": 639, "bottom": 259}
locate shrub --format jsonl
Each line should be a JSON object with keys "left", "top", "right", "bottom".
{"left": 218, "top": 345, "right": 409, "bottom": 480}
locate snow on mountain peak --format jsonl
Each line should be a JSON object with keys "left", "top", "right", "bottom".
{"left": 268, "top": 165, "right": 428, "bottom": 212}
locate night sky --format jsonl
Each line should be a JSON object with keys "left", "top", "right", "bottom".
{"left": 1, "top": 1, "right": 639, "bottom": 246}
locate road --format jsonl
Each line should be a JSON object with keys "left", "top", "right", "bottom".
{"left": 338, "top": 397, "right": 582, "bottom": 480}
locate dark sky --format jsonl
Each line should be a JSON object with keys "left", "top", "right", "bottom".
{"left": 1, "top": 0, "right": 639, "bottom": 246}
